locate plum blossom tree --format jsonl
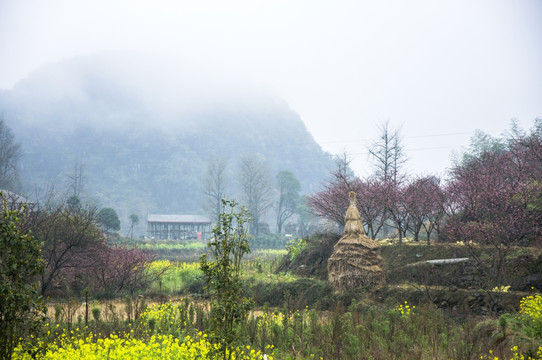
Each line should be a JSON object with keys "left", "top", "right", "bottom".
{"left": 90, "top": 245, "right": 156, "bottom": 294}
{"left": 404, "top": 176, "right": 446, "bottom": 244}
{"left": 357, "top": 177, "right": 388, "bottom": 239}
{"left": 307, "top": 166, "right": 360, "bottom": 229}
{"left": 384, "top": 180, "right": 409, "bottom": 243}
{"left": 32, "top": 205, "right": 104, "bottom": 295}
{"left": 308, "top": 170, "right": 392, "bottom": 239}
{"left": 443, "top": 150, "right": 542, "bottom": 288}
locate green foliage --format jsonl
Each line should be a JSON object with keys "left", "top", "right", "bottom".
{"left": 97, "top": 207, "right": 120, "bottom": 232}
{"left": 200, "top": 199, "right": 253, "bottom": 359}
{"left": 91, "top": 305, "right": 101, "bottom": 323}
{"left": 147, "top": 260, "right": 203, "bottom": 294}
{"left": 0, "top": 195, "right": 45, "bottom": 360}
{"left": 66, "top": 195, "right": 81, "bottom": 210}
{"left": 129, "top": 214, "right": 139, "bottom": 225}
{"left": 249, "top": 233, "right": 290, "bottom": 250}
{"left": 461, "top": 129, "right": 506, "bottom": 165}
{"left": 286, "top": 238, "right": 307, "bottom": 261}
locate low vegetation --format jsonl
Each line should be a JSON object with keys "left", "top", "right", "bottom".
{"left": 6, "top": 232, "right": 541, "bottom": 360}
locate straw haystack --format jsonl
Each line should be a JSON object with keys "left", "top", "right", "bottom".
{"left": 328, "top": 191, "right": 386, "bottom": 292}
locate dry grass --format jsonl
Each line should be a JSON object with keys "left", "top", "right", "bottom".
{"left": 328, "top": 192, "right": 386, "bottom": 292}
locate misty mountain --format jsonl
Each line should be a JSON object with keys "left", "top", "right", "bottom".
{"left": 0, "top": 53, "right": 334, "bottom": 231}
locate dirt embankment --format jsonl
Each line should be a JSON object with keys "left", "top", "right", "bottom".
{"left": 277, "top": 237, "right": 542, "bottom": 315}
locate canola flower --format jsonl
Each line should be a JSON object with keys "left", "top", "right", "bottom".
{"left": 479, "top": 346, "right": 542, "bottom": 360}
{"left": 519, "top": 293, "right": 542, "bottom": 338}
{"left": 139, "top": 302, "right": 185, "bottom": 335}
{"left": 13, "top": 330, "right": 274, "bottom": 360}
{"left": 13, "top": 303, "right": 274, "bottom": 360}
{"left": 492, "top": 285, "right": 511, "bottom": 293}
{"left": 396, "top": 301, "right": 415, "bottom": 319}
{"left": 479, "top": 294, "right": 542, "bottom": 360}
{"left": 147, "top": 260, "right": 201, "bottom": 275}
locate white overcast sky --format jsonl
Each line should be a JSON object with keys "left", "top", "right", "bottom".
{"left": 1, "top": 0, "right": 541, "bottom": 178}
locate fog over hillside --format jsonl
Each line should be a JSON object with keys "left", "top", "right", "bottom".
{"left": 1, "top": 52, "right": 334, "bottom": 232}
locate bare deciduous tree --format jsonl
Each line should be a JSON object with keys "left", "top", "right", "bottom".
{"left": 238, "top": 154, "right": 273, "bottom": 236}
{"left": 368, "top": 120, "right": 407, "bottom": 184}
{"left": 67, "top": 161, "right": 85, "bottom": 199}
{"left": 307, "top": 155, "right": 360, "bottom": 233}
{"left": 203, "top": 158, "right": 228, "bottom": 224}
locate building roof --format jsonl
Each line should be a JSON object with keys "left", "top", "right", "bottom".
{"left": 147, "top": 214, "right": 212, "bottom": 224}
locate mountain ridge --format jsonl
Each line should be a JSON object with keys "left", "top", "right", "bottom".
{"left": 1, "top": 53, "right": 334, "bottom": 232}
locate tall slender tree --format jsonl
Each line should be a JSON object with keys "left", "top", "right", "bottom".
{"left": 0, "top": 119, "right": 21, "bottom": 191}
{"left": 368, "top": 121, "right": 407, "bottom": 241}
{"left": 275, "top": 170, "right": 301, "bottom": 233}
{"left": 128, "top": 214, "right": 139, "bottom": 239}
{"left": 200, "top": 199, "right": 252, "bottom": 360}
{"left": 203, "top": 158, "right": 228, "bottom": 224}
{"left": 67, "top": 162, "right": 85, "bottom": 199}
{"left": 238, "top": 155, "right": 273, "bottom": 236}
{"left": 368, "top": 120, "right": 406, "bottom": 184}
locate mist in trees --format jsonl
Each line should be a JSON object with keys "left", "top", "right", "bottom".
{"left": 0, "top": 119, "right": 21, "bottom": 191}
{"left": 1, "top": 54, "right": 333, "bottom": 229}
{"left": 202, "top": 156, "right": 309, "bottom": 237}
{"left": 275, "top": 170, "right": 301, "bottom": 234}
{"left": 238, "top": 155, "right": 273, "bottom": 236}
{"left": 203, "top": 158, "right": 229, "bottom": 224}
{"left": 128, "top": 214, "right": 139, "bottom": 239}
{"left": 98, "top": 207, "right": 121, "bottom": 234}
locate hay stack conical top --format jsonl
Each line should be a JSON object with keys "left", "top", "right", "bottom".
{"left": 327, "top": 191, "right": 386, "bottom": 292}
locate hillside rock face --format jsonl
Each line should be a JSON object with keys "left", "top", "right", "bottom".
{"left": 328, "top": 191, "right": 386, "bottom": 292}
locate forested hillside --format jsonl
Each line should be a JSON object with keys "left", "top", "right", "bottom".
{"left": 0, "top": 53, "right": 333, "bottom": 231}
